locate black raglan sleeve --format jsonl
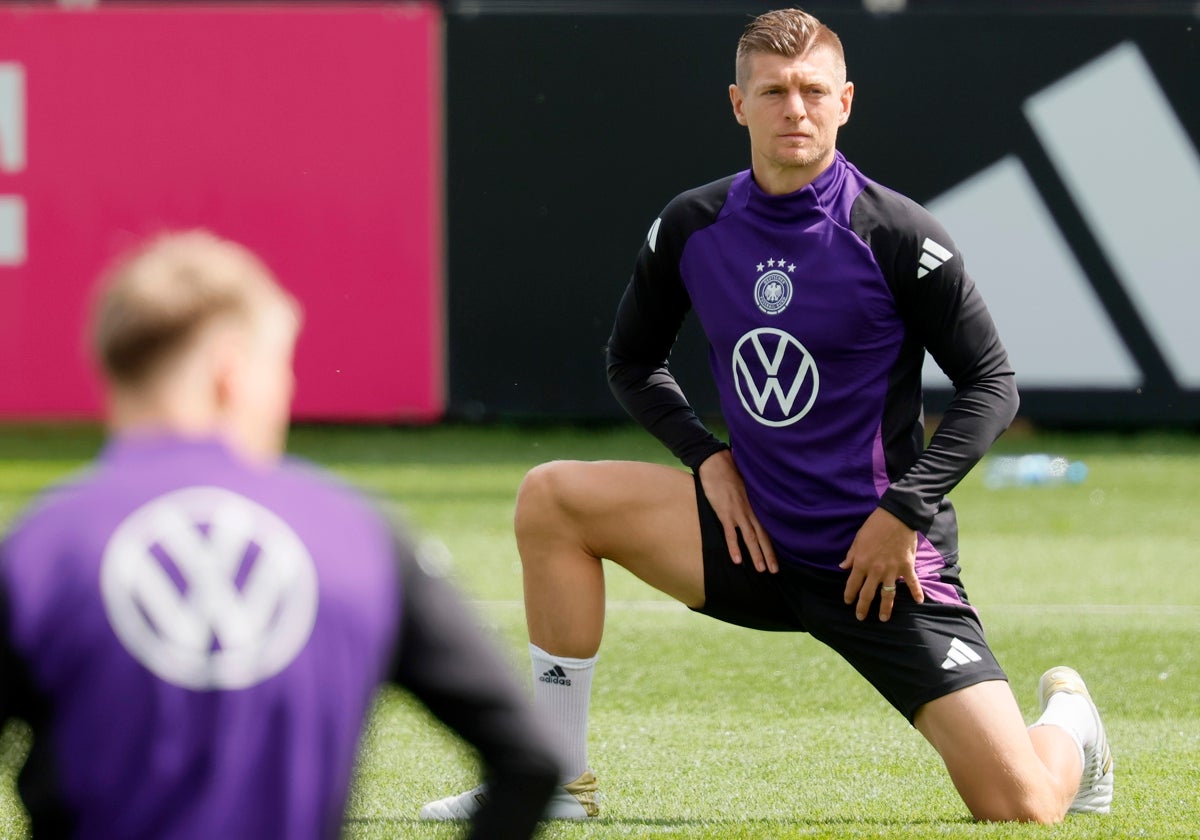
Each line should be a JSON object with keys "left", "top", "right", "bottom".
{"left": 0, "top": 541, "right": 76, "bottom": 838}
{"left": 387, "top": 539, "right": 559, "bottom": 840}
{"left": 0, "top": 583, "right": 17, "bottom": 726}
{"left": 853, "top": 184, "right": 1019, "bottom": 532}
{"left": 606, "top": 180, "right": 734, "bottom": 470}
{"left": 0, "top": 588, "right": 13, "bottom": 724}
{"left": 0, "top": 569, "right": 37, "bottom": 729}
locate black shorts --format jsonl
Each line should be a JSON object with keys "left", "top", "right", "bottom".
{"left": 691, "top": 475, "right": 1008, "bottom": 722}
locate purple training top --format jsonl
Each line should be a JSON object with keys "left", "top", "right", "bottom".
{"left": 1, "top": 435, "right": 399, "bottom": 838}
{"left": 608, "top": 152, "right": 1018, "bottom": 601}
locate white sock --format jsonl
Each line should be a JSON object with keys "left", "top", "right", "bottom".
{"left": 530, "top": 643, "right": 596, "bottom": 785}
{"left": 1031, "top": 692, "right": 1095, "bottom": 770}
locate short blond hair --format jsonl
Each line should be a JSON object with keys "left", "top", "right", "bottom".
{"left": 92, "top": 231, "right": 299, "bottom": 386}
{"left": 735, "top": 8, "right": 846, "bottom": 87}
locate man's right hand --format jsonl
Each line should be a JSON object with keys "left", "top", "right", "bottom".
{"left": 697, "top": 450, "right": 778, "bottom": 573}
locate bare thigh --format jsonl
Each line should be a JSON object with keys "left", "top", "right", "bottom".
{"left": 516, "top": 459, "right": 706, "bottom": 607}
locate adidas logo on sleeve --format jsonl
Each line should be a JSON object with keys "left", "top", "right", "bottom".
{"left": 539, "top": 665, "right": 572, "bottom": 686}
{"left": 917, "top": 237, "right": 954, "bottom": 278}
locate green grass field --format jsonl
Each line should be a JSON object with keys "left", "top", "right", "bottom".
{"left": 1, "top": 424, "right": 1198, "bottom": 839}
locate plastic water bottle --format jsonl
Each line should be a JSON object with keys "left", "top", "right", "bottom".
{"left": 983, "top": 454, "right": 1088, "bottom": 488}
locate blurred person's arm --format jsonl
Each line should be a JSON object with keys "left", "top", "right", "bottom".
{"left": 0, "top": 580, "right": 31, "bottom": 726}
{"left": 1, "top": 572, "right": 75, "bottom": 837}
{"left": 1, "top": 533, "right": 80, "bottom": 837}
{"left": 389, "top": 542, "right": 559, "bottom": 840}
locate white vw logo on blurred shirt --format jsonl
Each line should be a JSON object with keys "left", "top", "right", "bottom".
{"left": 100, "top": 486, "right": 318, "bottom": 690}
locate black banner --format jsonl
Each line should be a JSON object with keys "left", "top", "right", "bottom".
{"left": 445, "top": 7, "right": 1200, "bottom": 426}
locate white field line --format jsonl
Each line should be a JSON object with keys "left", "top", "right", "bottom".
{"left": 475, "top": 599, "right": 685, "bottom": 612}
{"left": 473, "top": 600, "right": 1200, "bottom": 616}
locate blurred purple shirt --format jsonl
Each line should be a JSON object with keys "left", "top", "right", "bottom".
{"left": 1, "top": 434, "right": 400, "bottom": 839}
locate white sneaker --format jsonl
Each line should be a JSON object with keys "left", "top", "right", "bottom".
{"left": 1038, "top": 666, "right": 1114, "bottom": 814}
{"left": 418, "top": 770, "right": 599, "bottom": 821}
{"left": 418, "top": 783, "right": 488, "bottom": 821}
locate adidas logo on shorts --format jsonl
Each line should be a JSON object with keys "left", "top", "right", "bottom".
{"left": 941, "top": 637, "right": 983, "bottom": 670}
{"left": 539, "top": 665, "right": 572, "bottom": 686}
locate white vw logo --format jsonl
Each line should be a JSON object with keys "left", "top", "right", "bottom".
{"left": 100, "top": 486, "right": 318, "bottom": 691}
{"left": 732, "top": 328, "right": 819, "bottom": 427}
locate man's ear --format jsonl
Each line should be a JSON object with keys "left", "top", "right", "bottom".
{"left": 729, "top": 83, "right": 748, "bottom": 126}
{"left": 209, "top": 328, "right": 245, "bottom": 412}
{"left": 838, "top": 80, "right": 854, "bottom": 127}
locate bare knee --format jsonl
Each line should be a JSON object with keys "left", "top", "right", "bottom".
{"left": 966, "top": 791, "right": 1065, "bottom": 825}
{"left": 938, "top": 735, "right": 1070, "bottom": 824}
{"left": 916, "top": 683, "right": 1072, "bottom": 825}
{"left": 514, "top": 459, "right": 705, "bottom": 612}
{"left": 514, "top": 460, "right": 585, "bottom": 546}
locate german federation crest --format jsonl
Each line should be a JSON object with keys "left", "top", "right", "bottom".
{"left": 753, "top": 258, "right": 796, "bottom": 315}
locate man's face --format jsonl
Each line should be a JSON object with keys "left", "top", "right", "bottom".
{"left": 729, "top": 47, "right": 854, "bottom": 192}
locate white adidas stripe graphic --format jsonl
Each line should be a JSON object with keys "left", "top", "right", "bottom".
{"left": 1024, "top": 42, "right": 1200, "bottom": 388}
{"left": 917, "top": 237, "right": 953, "bottom": 279}
{"left": 925, "top": 42, "right": 1200, "bottom": 392}
{"left": 646, "top": 217, "right": 662, "bottom": 253}
{"left": 941, "top": 637, "right": 983, "bottom": 670}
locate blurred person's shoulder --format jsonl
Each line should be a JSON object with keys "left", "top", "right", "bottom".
{"left": 2, "top": 462, "right": 101, "bottom": 548}
{"left": 275, "top": 454, "right": 376, "bottom": 511}
{"left": 274, "top": 453, "right": 408, "bottom": 542}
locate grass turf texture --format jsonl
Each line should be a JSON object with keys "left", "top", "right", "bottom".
{"left": 1, "top": 423, "right": 1198, "bottom": 839}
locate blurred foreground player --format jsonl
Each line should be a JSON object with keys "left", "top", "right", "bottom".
{"left": 423, "top": 7, "right": 1112, "bottom": 825}
{"left": 0, "top": 231, "right": 558, "bottom": 839}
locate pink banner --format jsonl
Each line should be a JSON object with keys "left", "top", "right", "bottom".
{"left": 0, "top": 4, "right": 443, "bottom": 421}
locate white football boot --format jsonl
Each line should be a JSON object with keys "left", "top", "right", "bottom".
{"left": 419, "top": 769, "right": 599, "bottom": 820}
{"left": 1038, "top": 666, "right": 1114, "bottom": 814}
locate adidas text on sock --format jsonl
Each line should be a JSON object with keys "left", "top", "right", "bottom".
{"left": 530, "top": 643, "right": 597, "bottom": 785}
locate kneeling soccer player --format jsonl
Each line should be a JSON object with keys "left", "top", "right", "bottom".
{"left": 421, "top": 6, "right": 1111, "bottom": 825}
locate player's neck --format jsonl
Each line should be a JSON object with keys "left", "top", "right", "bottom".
{"left": 106, "top": 376, "right": 223, "bottom": 443}
{"left": 751, "top": 153, "right": 836, "bottom": 196}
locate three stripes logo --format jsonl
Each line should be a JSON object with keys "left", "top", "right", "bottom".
{"left": 916, "top": 237, "right": 953, "bottom": 279}
{"left": 924, "top": 41, "right": 1200, "bottom": 398}
{"left": 539, "top": 664, "right": 572, "bottom": 686}
{"left": 941, "top": 637, "right": 982, "bottom": 670}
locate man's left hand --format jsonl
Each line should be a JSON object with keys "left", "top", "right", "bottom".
{"left": 839, "top": 507, "right": 924, "bottom": 622}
